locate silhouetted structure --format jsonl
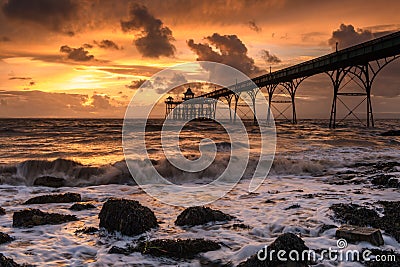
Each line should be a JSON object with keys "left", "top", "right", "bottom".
{"left": 166, "top": 31, "right": 400, "bottom": 127}
{"left": 165, "top": 88, "right": 216, "bottom": 120}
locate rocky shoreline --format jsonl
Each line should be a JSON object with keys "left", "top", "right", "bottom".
{"left": 0, "top": 186, "right": 399, "bottom": 266}
{"left": 0, "top": 160, "right": 399, "bottom": 266}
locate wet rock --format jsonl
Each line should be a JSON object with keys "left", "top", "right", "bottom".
{"left": 109, "top": 238, "right": 221, "bottom": 259}
{"left": 374, "top": 162, "right": 399, "bottom": 172}
{"left": 13, "top": 209, "right": 78, "bottom": 227}
{"left": 0, "top": 232, "right": 14, "bottom": 244}
{"left": 263, "top": 199, "right": 276, "bottom": 204}
{"left": 0, "top": 253, "right": 34, "bottom": 267}
{"left": 381, "top": 130, "right": 400, "bottom": 136}
{"left": 330, "top": 203, "right": 380, "bottom": 227}
{"left": 375, "top": 201, "right": 400, "bottom": 242}
{"left": 175, "top": 206, "right": 234, "bottom": 226}
{"left": 24, "top": 192, "right": 81, "bottom": 205}
{"left": 318, "top": 224, "right": 337, "bottom": 234}
{"left": 331, "top": 202, "right": 400, "bottom": 243}
{"left": 33, "top": 176, "right": 66, "bottom": 188}
{"left": 285, "top": 204, "right": 301, "bottom": 210}
{"left": 336, "top": 225, "right": 384, "bottom": 246}
{"left": 69, "top": 203, "right": 96, "bottom": 211}
{"left": 224, "top": 223, "right": 251, "bottom": 230}
{"left": 0, "top": 207, "right": 5, "bottom": 215}
{"left": 238, "top": 233, "right": 310, "bottom": 267}
{"left": 99, "top": 198, "right": 157, "bottom": 236}
{"left": 371, "top": 174, "right": 399, "bottom": 188}
{"left": 75, "top": 226, "right": 98, "bottom": 235}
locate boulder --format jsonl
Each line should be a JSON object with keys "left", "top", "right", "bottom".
{"left": 109, "top": 238, "right": 221, "bottom": 259}
{"left": 371, "top": 174, "right": 399, "bottom": 188}
{"left": 381, "top": 130, "right": 400, "bottom": 136}
{"left": 336, "top": 225, "right": 384, "bottom": 246}
{"left": 329, "top": 203, "right": 380, "bottom": 227}
{"left": 69, "top": 203, "right": 96, "bottom": 211}
{"left": 238, "top": 233, "right": 310, "bottom": 267}
{"left": 175, "top": 206, "right": 234, "bottom": 226}
{"left": 99, "top": 198, "right": 158, "bottom": 236}
{"left": 75, "top": 226, "right": 98, "bottom": 235}
{"left": 13, "top": 209, "right": 78, "bottom": 227}
{"left": 0, "top": 232, "right": 14, "bottom": 244}
{"left": 24, "top": 193, "right": 81, "bottom": 204}
{"left": 0, "top": 253, "right": 34, "bottom": 267}
{"left": 0, "top": 207, "right": 5, "bottom": 215}
{"left": 33, "top": 176, "right": 66, "bottom": 188}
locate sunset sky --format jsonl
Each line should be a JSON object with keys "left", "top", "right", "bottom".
{"left": 0, "top": 0, "right": 399, "bottom": 118}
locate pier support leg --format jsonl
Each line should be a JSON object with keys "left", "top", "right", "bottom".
{"left": 281, "top": 78, "right": 306, "bottom": 124}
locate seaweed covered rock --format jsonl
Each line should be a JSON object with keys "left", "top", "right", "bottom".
{"left": 69, "top": 203, "right": 96, "bottom": 211}
{"left": 33, "top": 176, "right": 66, "bottom": 188}
{"left": 330, "top": 202, "right": 400, "bottom": 243}
{"left": 99, "top": 198, "right": 157, "bottom": 236}
{"left": 376, "top": 201, "right": 400, "bottom": 242}
{"left": 0, "top": 232, "right": 14, "bottom": 244}
{"left": 24, "top": 192, "right": 81, "bottom": 205}
{"left": 381, "top": 130, "right": 400, "bottom": 136}
{"left": 371, "top": 174, "right": 399, "bottom": 188}
{"left": 0, "top": 253, "right": 34, "bottom": 267}
{"left": 0, "top": 207, "right": 5, "bottom": 215}
{"left": 75, "top": 226, "right": 98, "bottom": 235}
{"left": 330, "top": 203, "right": 379, "bottom": 227}
{"left": 175, "top": 206, "right": 234, "bottom": 226}
{"left": 109, "top": 238, "right": 221, "bottom": 259}
{"left": 238, "top": 233, "right": 310, "bottom": 267}
{"left": 13, "top": 209, "right": 78, "bottom": 227}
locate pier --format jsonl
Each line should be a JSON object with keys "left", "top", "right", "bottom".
{"left": 166, "top": 31, "right": 400, "bottom": 127}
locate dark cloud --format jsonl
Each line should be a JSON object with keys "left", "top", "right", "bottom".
{"left": 29, "top": 81, "right": 35, "bottom": 86}
{"left": 328, "top": 24, "right": 374, "bottom": 49}
{"left": 2, "top": 0, "right": 77, "bottom": 33}
{"left": 60, "top": 45, "right": 94, "bottom": 62}
{"left": 248, "top": 20, "right": 261, "bottom": 32}
{"left": 187, "top": 33, "right": 262, "bottom": 76}
{"left": 9, "top": 77, "right": 31, "bottom": 80}
{"left": 94, "top": 39, "right": 121, "bottom": 50}
{"left": 121, "top": 4, "right": 175, "bottom": 58}
{"left": 0, "top": 36, "right": 11, "bottom": 42}
{"left": 83, "top": 43, "right": 94, "bottom": 49}
{"left": 126, "top": 79, "right": 149, "bottom": 90}
{"left": 98, "top": 65, "right": 163, "bottom": 76}
{"left": 260, "top": 49, "right": 281, "bottom": 64}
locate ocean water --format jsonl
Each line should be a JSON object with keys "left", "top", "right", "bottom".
{"left": 0, "top": 119, "right": 399, "bottom": 266}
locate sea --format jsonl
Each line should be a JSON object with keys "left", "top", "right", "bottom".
{"left": 0, "top": 118, "right": 399, "bottom": 266}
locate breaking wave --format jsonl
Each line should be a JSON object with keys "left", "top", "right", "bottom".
{"left": 0, "top": 156, "right": 339, "bottom": 187}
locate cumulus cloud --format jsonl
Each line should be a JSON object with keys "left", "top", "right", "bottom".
{"left": 260, "top": 49, "right": 281, "bottom": 64}
{"left": 187, "top": 33, "right": 262, "bottom": 76}
{"left": 248, "top": 20, "right": 261, "bottom": 33}
{"left": 60, "top": 45, "right": 94, "bottom": 62}
{"left": 0, "top": 90, "right": 125, "bottom": 117}
{"left": 94, "top": 39, "right": 122, "bottom": 50}
{"left": 2, "top": 0, "right": 77, "bottom": 33}
{"left": 121, "top": 4, "right": 175, "bottom": 58}
{"left": 126, "top": 79, "right": 149, "bottom": 90}
{"left": 328, "top": 24, "right": 375, "bottom": 49}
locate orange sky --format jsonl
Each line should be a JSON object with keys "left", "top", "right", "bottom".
{"left": 0, "top": 0, "right": 399, "bottom": 118}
